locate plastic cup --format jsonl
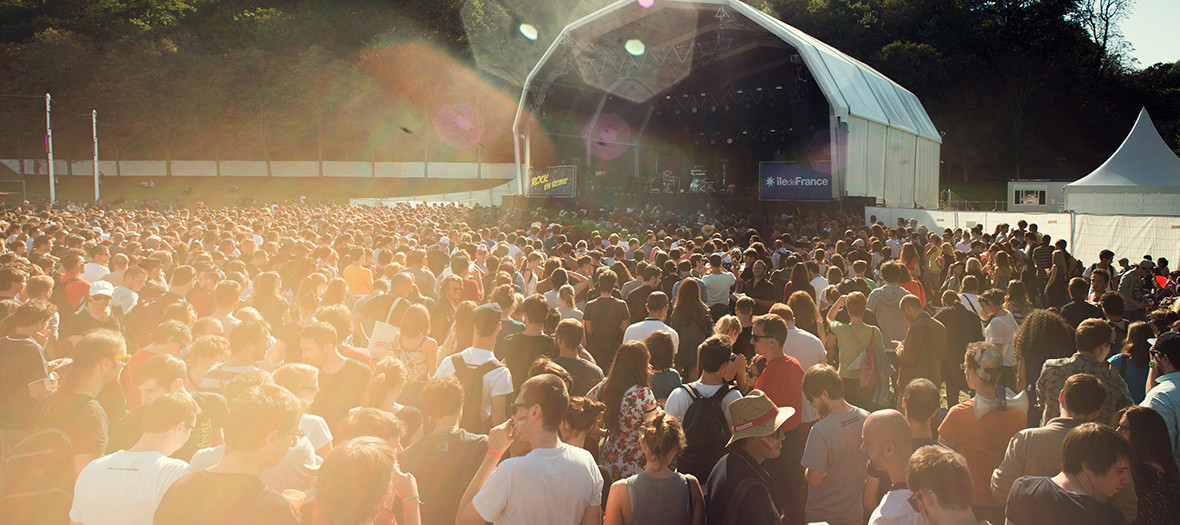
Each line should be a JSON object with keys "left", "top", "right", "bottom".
{"left": 282, "top": 489, "right": 306, "bottom": 512}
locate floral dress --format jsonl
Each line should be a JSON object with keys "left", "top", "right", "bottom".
{"left": 594, "top": 383, "right": 657, "bottom": 480}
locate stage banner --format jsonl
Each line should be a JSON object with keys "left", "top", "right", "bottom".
{"left": 758, "top": 162, "right": 834, "bottom": 201}
{"left": 525, "top": 165, "right": 577, "bottom": 197}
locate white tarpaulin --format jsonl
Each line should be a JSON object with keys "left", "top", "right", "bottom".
{"left": 1065, "top": 108, "right": 1180, "bottom": 216}
{"left": 350, "top": 180, "right": 519, "bottom": 207}
{"left": 866, "top": 207, "right": 1180, "bottom": 267}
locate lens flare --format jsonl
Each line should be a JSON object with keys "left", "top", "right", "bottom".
{"left": 433, "top": 104, "right": 485, "bottom": 150}
{"left": 582, "top": 113, "right": 631, "bottom": 160}
{"left": 519, "top": 23, "right": 539, "bottom": 40}
{"left": 638, "top": 0, "right": 655, "bottom": 7}
{"left": 624, "top": 39, "right": 646, "bottom": 56}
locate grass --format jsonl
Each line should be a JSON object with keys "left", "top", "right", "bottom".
{"left": 2, "top": 175, "right": 508, "bottom": 208}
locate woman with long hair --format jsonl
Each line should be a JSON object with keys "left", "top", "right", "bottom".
{"left": 783, "top": 262, "right": 815, "bottom": 302}
{"left": 787, "top": 290, "right": 824, "bottom": 341}
{"left": 1012, "top": 309, "right": 1074, "bottom": 413}
{"left": 1043, "top": 250, "right": 1071, "bottom": 309}
{"left": 591, "top": 341, "right": 658, "bottom": 480}
{"left": 990, "top": 250, "right": 1013, "bottom": 292}
{"left": 668, "top": 279, "right": 711, "bottom": 381}
{"left": 251, "top": 271, "right": 289, "bottom": 328}
{"left": 1107, "top": 321, "right": 1153, "bottom": 404}
{"left": 321, "top": 278, "right": 349, "bottom": 307}
{"left": 1113, "top": 406, "right": 1180, "bottom": 524}
{"left": 439, "top": 300, "right": 477, "bottom": 357}
{"left": 385, "top": 304, "right": 437, "bottom": 404}
{"left": 1004, "top": 280, "right": 1033, "bottom": 325}
{"left": 604, "top": 413, "right": 705, "bottom": 525}
{"left": 901, "top": 242, "right": 922, "bottom": 283}
{"left": 965, "top": 258, "right": 986, "bottom": 290}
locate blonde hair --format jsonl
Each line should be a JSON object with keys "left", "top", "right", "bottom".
{"left": 714, "top": 315, "right": 741, "bottom": 339}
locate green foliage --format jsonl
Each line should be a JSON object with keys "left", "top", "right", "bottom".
{"left": 0, "top": 0, "right": 1176, "bottom": 185}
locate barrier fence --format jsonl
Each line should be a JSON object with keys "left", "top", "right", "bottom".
{"left": 349, "top": 180, "right": 519, "bottom": 207}
{"left": 866, "top": 206, "right": 1180, "bottom": 267}
{"left": 0, "top": 159, "right": 515, "bottom": 180}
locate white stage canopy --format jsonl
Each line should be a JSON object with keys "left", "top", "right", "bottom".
{"left": 1065, "top": 108, "right": 1180, "bottom": 216}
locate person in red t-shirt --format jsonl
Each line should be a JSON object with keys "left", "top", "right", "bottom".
{"left": 751, "top": 312, "right": 807, "bottom": 523}
{"left": 58, "top": 253, "right": 94, "bottom": 312}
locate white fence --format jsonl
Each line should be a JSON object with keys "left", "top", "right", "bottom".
{"left": 3, "top": 159, "right": 516, "bottom": 180}
{"left": 866, "top": 206, "right": 1180, "bottom": 266}
{"left": 350, "top": 180, "right": 520, "bottom": 207}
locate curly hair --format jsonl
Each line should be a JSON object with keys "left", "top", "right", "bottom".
{"left": 1013, "top": 309, "right": 1075, "bottom": 362}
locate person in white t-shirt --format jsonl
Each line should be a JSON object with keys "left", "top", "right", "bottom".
{"left": 457, "top": 373, "right": 603, "bottom": 525}
{"left": 978, "top": 290, "right": 1019, "bottom": 389}
{"left": 71, "top": 393, "right": 198, "bottom": 525}
{"left": 81, "top": 244, "right": 111, "bottom": 284}
{"left": 665, "top": 337, "right": 743, "bottom": 427}
{"left": 623, "top": 292, "right": 679, "bottom": 350}
{"left": 434, "top": 303, "right": 514, "bottom": 426}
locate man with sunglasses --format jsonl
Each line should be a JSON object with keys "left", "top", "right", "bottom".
{"left": 1142, "top": 331, "right": 1180, "bottom": 465}
{"left": 37, "top": 330, "right": 129, "bottom": 479}
{"left": 456, "top": 373, "right": 603, "bottom": 525}
{"left": 750, "top": 313, "right": 807, "bottom": 523}
{"left": 61, "top": 281, "right": 125, "bottom": 342}
{"left": 905, "top": 446, "right": 986, "bottom": 525}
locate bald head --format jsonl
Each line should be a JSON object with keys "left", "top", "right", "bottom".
{"left": 862, "top": 409, "right": 913, "bottom": 475}
{"left": 865, "top": 409, "right": 912, "bottom": 446}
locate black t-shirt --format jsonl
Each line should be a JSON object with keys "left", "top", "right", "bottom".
{"left": 1060, "top": 300, "right": 1104, "bottom": 329}
{"left": 553, "top": 356, "right": 605, "bottom": 397}
{"left": 0, "top": 336, "right": 47, "bottom": 430}
{"left": 583, "top": 296, "right": 631, "bottom": 365}
{"left": 496, "top": 333, "right": 558, "bottom": 392}
{"left": 493, "top": 319, "right": 526, "bottom": 355}
{"left": 1006, "top": 476, "right": 1125, "bottom": 525}
{"left": 37, "top": 391, "right": 109, "bottom": 456}
{"left": 401, "top": 429, "right": 488, "bottom": 525}
{"left": 625, "top": 285, "right": 656, "bottom": 324}
{"left": 109, "top": 391, "right": 228, "bottom": 461}
{"left": 64, "top": 308, "right": 125, "bottom": 339}
{"left": 310, "top": 358, "right": 372, "bottom": 431}
{"left": 154, "top": 470, "right": 299, "bottom": 525}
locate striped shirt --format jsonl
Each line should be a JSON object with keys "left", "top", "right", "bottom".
{"left": 200, "top": 364, "right": 259, "bottom": 394}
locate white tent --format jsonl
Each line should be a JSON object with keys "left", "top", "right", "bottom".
{"left": 511, "top": 0, "right": 941, "bottom": 208}
{"left": 1065, "top": 108, "right": 1180, "bottom": 216}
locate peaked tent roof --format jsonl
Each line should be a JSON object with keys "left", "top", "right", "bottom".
{"left": 515, "top": 0, "right": 940, "bottom": 143}
{"left": 1065, "top": 108, "right": 1180, "bottom": 193}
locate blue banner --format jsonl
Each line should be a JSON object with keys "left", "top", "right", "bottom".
{"left": 758, "top": 162, "right": 833, "bottom": 201}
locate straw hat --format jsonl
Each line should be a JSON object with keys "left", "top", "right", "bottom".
{"left": 726, "top": 390, "right": 795, "bottom": 446}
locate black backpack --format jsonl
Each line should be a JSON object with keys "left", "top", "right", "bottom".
{"left": 451, "top": 354, "right": 505, "bottom": 435}
{"left": 676, "top": 383, "right": 732, "bottom": 482}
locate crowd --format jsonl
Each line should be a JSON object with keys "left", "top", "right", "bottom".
{"left": 0, "top": 199, "right": 1178, "bottom": 525}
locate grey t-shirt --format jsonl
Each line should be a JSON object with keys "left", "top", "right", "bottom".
{"left": 552, "top": 356, "right": 605, "bottom": 397}
{"left": 801, "top": 406, "right": 870, "bottom": 523}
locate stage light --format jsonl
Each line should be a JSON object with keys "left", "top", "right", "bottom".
{"left": 519, "top": 24, "right": 539, "bottom": 40}
{"left": 711, "top": 106, "right": 717, "bottom": 112}
{"left": 726, "top": 138, "right": 733, "bottom": 144}
{"left": 736, "top": 90, "right": 743, "bottom": 94}
{"left": 756, "top": 87, "right": 763, "bottom": 91}
{"left": 625, "top": 39, "right": 646, "bottom": 56}
{"left": 691, "top": 107, "right": 698, "bottom": 113}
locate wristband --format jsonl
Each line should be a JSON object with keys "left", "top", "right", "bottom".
{"left": 487, "top": 448, "right": 504, "bottom": 459}
{"left": 402, "top": 493, "right": 419, "bottom": 503}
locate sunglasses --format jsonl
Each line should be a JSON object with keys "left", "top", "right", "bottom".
{"left": 907, "top": 491, "right": 924, "bottom": 513}
{"left": 750, "top": 333, "right": 768, "bottom": 342}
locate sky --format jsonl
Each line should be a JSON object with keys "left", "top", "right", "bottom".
{"left": 1122, "top": 0, "right": 1179, "bottom": 68}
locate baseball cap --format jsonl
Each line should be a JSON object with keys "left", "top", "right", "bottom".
{"left": 89, "top": 281, "right": 115, "bottom": 297}
{"left": 1151, "top": 331, "right": 1180, "bottom": 360}
{"left": 1139, "top": 260, "right": 1155, "bottom": 270}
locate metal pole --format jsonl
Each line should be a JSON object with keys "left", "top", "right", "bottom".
{"left": 93, "top": 110, "right": 100, "bottom": 203}
{"left": 46, "top": 93, "right": 55, "bottom": 204}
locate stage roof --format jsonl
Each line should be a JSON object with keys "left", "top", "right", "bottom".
{"left": 514, "top": 0, "right": 941, "bottom": 143}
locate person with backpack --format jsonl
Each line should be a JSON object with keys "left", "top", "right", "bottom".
{"left": 665, "top": 335, "right": 743, "bottom": 482}
{"left": 433, "top": 302, "right": 512, "bottom": 433}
